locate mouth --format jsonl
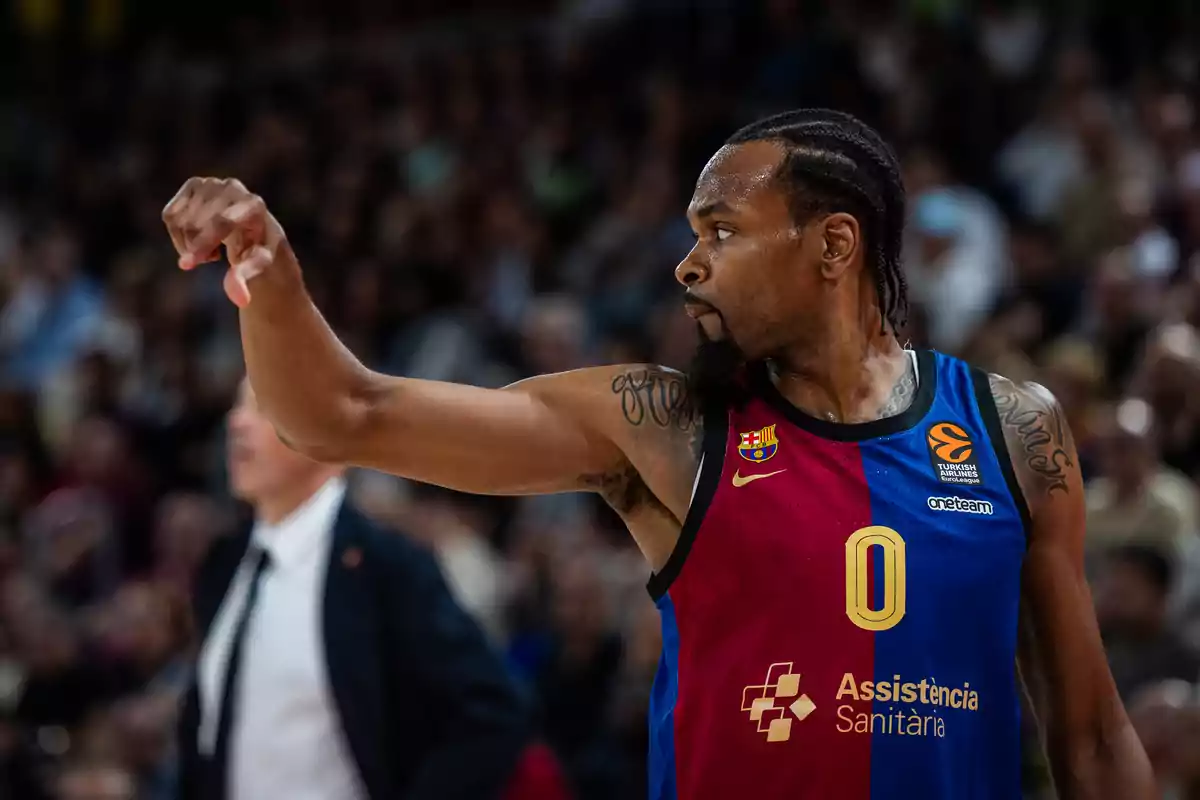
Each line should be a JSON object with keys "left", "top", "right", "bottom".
{"left": 684, "top": 301, "right": 719, "bottom": 321}
{"left": 686, "top": 306, "right": 729, "bottom": 343}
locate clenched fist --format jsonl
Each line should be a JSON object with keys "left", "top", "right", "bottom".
{"left": 162, "top": 178, "right": 289, "bottom": 308}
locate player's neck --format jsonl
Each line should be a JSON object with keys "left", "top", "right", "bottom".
{"left": 255, "top": 469, "right": 342, "bottom": 526}
{"left": 769, "top": 324, "right": 910, "bottom": 425}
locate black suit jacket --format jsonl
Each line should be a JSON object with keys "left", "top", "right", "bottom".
{"left": 177, "top": 500, "right": 531, "bottom": 800}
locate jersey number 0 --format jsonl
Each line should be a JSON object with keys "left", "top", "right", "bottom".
{"left": 844, "top": 526, "right": 907, "bottom": 632}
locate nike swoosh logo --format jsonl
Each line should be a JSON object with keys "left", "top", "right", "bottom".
{"left": 731, "top": 469, "right": 787, "bottom": 487}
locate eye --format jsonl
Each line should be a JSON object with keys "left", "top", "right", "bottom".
{"left": 716, "top": 228, "right": 734, "bottom": 241}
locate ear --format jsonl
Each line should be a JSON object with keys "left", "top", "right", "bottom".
{"left": 819, "top": 212, "right": 861, "bottom": 281}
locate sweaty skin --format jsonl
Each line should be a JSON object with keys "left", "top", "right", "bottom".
{"left": 163, "top": 150, "right": 1151, "bottom": 797}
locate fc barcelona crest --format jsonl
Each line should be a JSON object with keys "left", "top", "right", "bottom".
{"left": 738, "top": 424, "right": 779, "bottom": 463}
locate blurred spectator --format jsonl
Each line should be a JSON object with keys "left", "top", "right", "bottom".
{"left": 1133, "top": 323, "right": 1200, "bottom": 480}
{"left": 1128, "top": 680, "right": 1200, "bottom": 799}
{"left": 9, "top": 598, "right": 118, "bottom": 736}
{"left": 904, "top": 173, "right": 1008, "bottom": 353}
{"left": 994, "top": 45, "right": 1095, "bottom": 222}
{"left": 0, "top": 224, "right": 104, "bottom": 392}
{"left": 53, "top": 760, "right": 137, "bottom": 800}
{"left": 1087, "top": 252, "right": 1157, "bottom": 400}
{"left": 151, "top": 492, "right": 223, "bottom": 596}
{"left": 1093, "top": 545, "right": 1200, "bottom": 702}
{"left": 1085, "top": 398, "right": 1199, "bottom": 560}
{"left": 535, "top": 554, "right": 624, "bottom": 799}
{"left": 1056, "top": 92, "right": 1162, "bottom": 269}
{"left": 1037, "top": 338, "right": 1105, "bottom": 474}
{"left": 400, "top": 485, "right": 512, "bottom": 642}
{"left": 1118, "top": 178, "right": 1179, "bottom": 283}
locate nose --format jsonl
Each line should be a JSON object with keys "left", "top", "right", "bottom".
{"left": 674, "top": 247, "right": 709, "bottom": 287}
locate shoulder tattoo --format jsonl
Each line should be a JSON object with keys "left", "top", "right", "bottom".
{"left": 989, "top": 374, "right": 1075, "bottom": 498}
{"left": 575, "top": 367, "right": 705, "bottom": 517}
{"left": 611, "top": 366, "right": 704, "bottom": 457}
{"left": 610, "top": 368, "right": 699, "bottom": 432}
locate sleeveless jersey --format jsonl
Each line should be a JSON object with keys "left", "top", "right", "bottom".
{"left": 646, "top": 349, "right": 1031, "bottom": 800}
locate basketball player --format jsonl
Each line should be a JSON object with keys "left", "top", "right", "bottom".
{"left": 162, "top": 110, "right": 1152, "bottom": 799}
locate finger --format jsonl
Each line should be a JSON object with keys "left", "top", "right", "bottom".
{"left": 162, "top": 177, "right": 201, "bottom": 221}
{"left": 223, "top": 267, "right": 251, "bottom": 309}
{"left": 162, "top": 179, "right": 201, "bottom": 256}
{"left": 235, "top": 245, "right": 274, "bottom": 285}
{"left": 223, "top": 245, "right": 273, "bottom": 308}
{"left": 181, "top": 213, "right": 239, "bottom": 271}
{"left": 178, "top": 248, "right": 222, "bottom": 271}
{"left": 180, "top": 195, "right": 239, "bottom": 270}
{"left": 173, "top": 208, "right": 219, "bottom": 266}
{"left": 168, "top": 178, "right": 232, "bottom": 263}
{"left": 192, "top": 196, "right": 266, "bottom": 272}
{"left": 220, "top": 196, "right": 264, "bottom": 230}
{"left": 191, "top": 194, "right": 265, "bottom": 265}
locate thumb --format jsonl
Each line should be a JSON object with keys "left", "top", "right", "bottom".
{"left": 223, "top": 268, "right": 251, "bottom": 309}
{"left": 223, "top": 245, "right": 273, "bottom": 309}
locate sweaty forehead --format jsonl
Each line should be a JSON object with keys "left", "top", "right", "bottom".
{"left": 689, "top": 140, "right": 787, "bottom": 215}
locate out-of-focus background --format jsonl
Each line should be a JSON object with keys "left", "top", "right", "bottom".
{"left": 4, "top": 0, "right": 1200, "bottom": 798}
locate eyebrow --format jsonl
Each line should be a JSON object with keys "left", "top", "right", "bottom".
{"left": 693, "top": 200, "right": 734, "bottom": 218}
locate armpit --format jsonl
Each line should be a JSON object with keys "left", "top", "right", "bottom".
{"left": 580, "top": 461, "right": 662, "bottom": 515}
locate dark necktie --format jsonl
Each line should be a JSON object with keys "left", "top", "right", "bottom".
{"left": 209, "top": 546, "right": 272, "bottom": 800}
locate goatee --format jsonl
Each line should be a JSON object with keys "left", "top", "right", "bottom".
{"left": 685, "top": 324, "right": 753, "bottom": 414}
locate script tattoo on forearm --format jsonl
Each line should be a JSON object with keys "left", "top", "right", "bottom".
{"left": 611, "top": 369, "right": 699, "bottom": 433}
{"left": 990, "top": 375, "right": 1074, "bottom": 497}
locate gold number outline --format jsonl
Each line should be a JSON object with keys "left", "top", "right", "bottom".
{"left": 844, "top": 525, "right": 907, "bottom": 632}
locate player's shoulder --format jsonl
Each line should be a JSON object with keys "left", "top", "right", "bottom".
{"left": 505, "top": 363, "right": 703, "bottom": 518}
{"left": 928, "top": 351, "right": 1065, "bottom": 434}
{"left": 984, "top": 372, "right": 1063, "bottom": 420}
{"left": 981, "top": 370, "right": 1078, "bottom": 510}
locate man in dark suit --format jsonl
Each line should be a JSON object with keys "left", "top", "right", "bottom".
{"left": 176, "top": 379, "right": 532, "bottom": 800}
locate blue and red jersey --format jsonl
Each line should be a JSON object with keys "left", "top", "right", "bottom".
{"left": 647, "top": 350, "right": 1030, "bottom": 800}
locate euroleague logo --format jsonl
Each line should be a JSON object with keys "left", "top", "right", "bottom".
{"left": 925, "top": 422, "right": 982, "bottom": 486}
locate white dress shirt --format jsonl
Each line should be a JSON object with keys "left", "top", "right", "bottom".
{"left": 197, "top": 477, "right": 366, "bottom": 800}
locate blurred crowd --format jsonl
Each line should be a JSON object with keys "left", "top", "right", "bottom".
{"left": 4, "top": 0, "right": 1200, "bottom": 798}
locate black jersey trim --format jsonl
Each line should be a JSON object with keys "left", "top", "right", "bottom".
{"left": 970, "top": 367, "right": 1033, "bottom": 541}
{"left": 752, "top": 349, "right": 938, "bottom": 442}
{"left": 646, "top": 401, "right": 729, "bottom": 601}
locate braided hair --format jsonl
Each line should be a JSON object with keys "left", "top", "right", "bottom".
{"left": 725, "top": 109, "right": 908, "bottom": 332}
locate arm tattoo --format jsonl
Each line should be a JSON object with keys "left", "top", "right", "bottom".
{"left": 612, "top": 367, "right": 705, "bottom": 465}
{"left": 578, "top": 367, "right": 705, "bottom": 518}
{"left": 611, "top": 368, "right": 699, "bottom": 432}
{"left": 579, "top": 462, "right": 659, "bottom": 515}
{"left": 989, "top": 374, "right": 1074, "bottom": 497}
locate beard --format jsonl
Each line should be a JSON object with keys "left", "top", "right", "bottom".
{"left": 685, "top": 322, "right": 754, "bottom": 414}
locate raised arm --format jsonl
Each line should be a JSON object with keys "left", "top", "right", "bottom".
{"left": 989, "top": 375, "right": 1154, "bottom": 800}
{"left": 161, "top": 179, "right": 702, "bottom": 544}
